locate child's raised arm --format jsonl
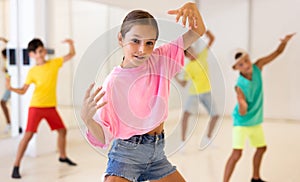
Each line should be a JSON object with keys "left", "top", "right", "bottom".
{"left": 62, "top": 39, "right": 76, "bottom": 63}
{"left": 255, "top": 33, "right": 296, "bottom": 70}
{"left": 168, "top": 2, "right": 206, "bottom": 49}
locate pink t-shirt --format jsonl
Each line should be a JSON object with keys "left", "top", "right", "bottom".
{"left": 87, "top": 36, "right": 184, "bottom": 148}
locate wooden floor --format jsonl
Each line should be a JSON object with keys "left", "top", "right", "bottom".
{"left": 0, "top": 107, "right": 300, "bottom": 182}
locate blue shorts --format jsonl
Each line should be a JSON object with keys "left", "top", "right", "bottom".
{"left": 184, "top": 92, "right": 218, "bottom": 116}
{"left": 1, "top": 89, "right": 11, "bottom": 102}
{"left": 105, "top": 132, "right": 176, "bottom": 181}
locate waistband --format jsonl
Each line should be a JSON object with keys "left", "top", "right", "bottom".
{"left": 122, "top": 131, "right": 165, "bottom": 144}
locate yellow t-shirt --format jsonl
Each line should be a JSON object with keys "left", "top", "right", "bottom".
{"left": 184, "top": 48, "right": 211, "bottom": 94}
{"left": 25, "top": 57, "right": 63, "bottom": 107}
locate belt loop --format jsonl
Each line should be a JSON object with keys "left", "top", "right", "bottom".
{"left": 155, "top": 134, "right": 159, "bottom": 144}
{"left": 138, "top": 135, "right": 142, "bottom": 144}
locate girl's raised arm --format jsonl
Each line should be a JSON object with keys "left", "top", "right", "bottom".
{"left": 168, "top": 2, "right": 206, "bottom": 49}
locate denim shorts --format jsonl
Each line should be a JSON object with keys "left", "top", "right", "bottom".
{"left": 184, "top": 92, "right": 218, "bottom": 116}
{"left": 105, "top": 132, "right": 176, "bottom": 181}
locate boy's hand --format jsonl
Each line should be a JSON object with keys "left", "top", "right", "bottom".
{"left": 0, "top": 37, "right": 8, "bottom": 43}
{"left": 168, "top": 2, "right": 200, "bottom": 29}
{"left": 280, "top": 33, "right": 296, "bottom": 44}
{"left": 81, "top": 83, "right": 107, "bottom": 126}
{"left": 236, "top": 87, "right": 247, "bottom": 109}
{"left": 62, "top": 39, "right": 74, "bottom": 45}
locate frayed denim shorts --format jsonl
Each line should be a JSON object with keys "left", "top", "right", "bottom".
{"left": 105, "top": 132, "right": 176, "bottom": 181}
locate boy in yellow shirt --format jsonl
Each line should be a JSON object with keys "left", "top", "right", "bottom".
{"left": 7, "top": 38, "right": 76, "bottom": 178}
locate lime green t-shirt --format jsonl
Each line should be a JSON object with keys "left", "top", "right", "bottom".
{"left": 184, "top": 48, "right": 211, "bottom": 94}
{"left": 25, "top": 57, "right": 63, "bottom": 107}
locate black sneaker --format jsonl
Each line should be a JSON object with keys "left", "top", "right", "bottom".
{"left": 251, "top": 178, "right": 266, "bottom": 182}
{"left": 11, "top": 166, "right": 21, "bottom": 179}
{"left": 59, "top": 157, "right": 77, "bottom": 166}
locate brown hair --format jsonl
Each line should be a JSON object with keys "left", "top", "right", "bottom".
{"left": 120, "top": 10, "right": 159, "bottom": 39}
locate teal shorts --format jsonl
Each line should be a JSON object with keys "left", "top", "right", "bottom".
{"left": 233, "top": 124, "right": 266, "bottom": 149}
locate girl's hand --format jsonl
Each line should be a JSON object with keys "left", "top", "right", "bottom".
{"left": 80, "top": 83, "right": 107, "bottom": 126}
{"left": 168, "top": 2, "right": 201, "bottom": 29}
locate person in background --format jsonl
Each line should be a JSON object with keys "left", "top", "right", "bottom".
{"left": 0, "top": 37, "right": 11, "bottom": 133}
{"left": 7, "top": 38, "right": 77, "bottom": 179}
{"left": 223, "top": 33, "right": 295, "bottom": 182}
{"left": 175, "top": 30, "right": 219, "bottom": 149}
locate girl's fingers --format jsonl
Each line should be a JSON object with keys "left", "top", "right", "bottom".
{"left": 187, "top": 15, "right": 194, "bottom": 28}
{"left": 182, "top": 13, "right": 187, "bottom": 27}
{"left": 168, "top": 4, "right": 200, "bottom": 28}
{"left": 84, "top": 83, "right": 95, "bottom": 99}
{"left": 175, "top": 10, "right": 182, "bottom": 23}
{"left": 167, "top": 10, "right": 178, "bottom": 15}
{"left": 96, "top": 101, "right": 107, "bottom": 110}
{"left": 92, "top": 86, "right": 102, "bottom": 99}
{"left": 94, "top": 91, "right": 105, "bottom": 103}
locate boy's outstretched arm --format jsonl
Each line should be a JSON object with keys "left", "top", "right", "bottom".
{"left": 6, "top": 77, "right": 29, "bottom": 95}
{"left": 206, "top": 30, "right": 215, "bottom": 48}
{"left": 255, "top": 33, "right": 296, "bottom": 70}
{"left": 62, "top": 39, "right": 76, "bottom": 63}
{"left": 168, "top": 2, "right": 206, "bottom": 50}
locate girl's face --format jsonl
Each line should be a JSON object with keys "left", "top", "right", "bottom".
{"left": 119, "top": 24, "right": 157, "bottom": 68}
{"left": 234, "top": 55, "right": 252, "bottom": 74}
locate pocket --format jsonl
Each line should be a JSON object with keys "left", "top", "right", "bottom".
{"left": 116, "top": 139, "right": 139, "bottom": 150}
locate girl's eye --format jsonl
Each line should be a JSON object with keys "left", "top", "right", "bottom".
{"left": 146, "top": 41, "right": 154, "bottom": 46}
{"left": 132, "top": 39, "right": 140, "bottom": 44}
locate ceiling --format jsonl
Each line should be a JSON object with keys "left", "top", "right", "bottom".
{"left": 85, "top": 0, "right": 196, "bottom": 19}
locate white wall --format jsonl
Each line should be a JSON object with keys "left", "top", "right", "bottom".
{"left": 251, "top": 0, "right": 300, "bottom": 119}
{"left": 47, "top": 0, "right": 74, "bottom": 106}
{"left": 199, "top": 0, "right": 250, "bottom": 116}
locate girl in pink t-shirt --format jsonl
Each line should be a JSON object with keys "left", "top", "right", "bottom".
{"left": 81, "top": 2, "right": 206, "bottom": 181}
